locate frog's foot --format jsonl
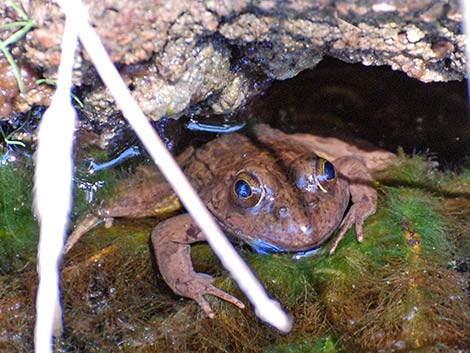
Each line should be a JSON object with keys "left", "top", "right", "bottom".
{"left": 174, "top": 272, "right": 245, "bottom": 319}
{"left": 329, "top": 156, "right": 377, "bottom": 254}
{"left": 152, "top": 213, "right": 245, "bottom": 318}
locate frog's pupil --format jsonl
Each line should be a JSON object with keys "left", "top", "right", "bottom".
{"left": 324, "top": 161, "right": 335, "bottom": 180}
{"left": 235, "top": 180, "right": 252, "bottom": 198}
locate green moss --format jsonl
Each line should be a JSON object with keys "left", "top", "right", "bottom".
{"left": 0, "top": 159, "right": 37, "bottom": 274}
{"left": 243, "top": 252, "right": 318, "bottom": 307}
{"left": 265, "top": 335, "right": 339, "bottom": 353}
{"left": 299, "top": 158, "right": 466, "bottom": 352}
{"left": 439, "top": 168, "right": 470, "bottom": 194}
{"left": 377, "top": 151, "right": 437, "bottom": 186}
{"left": 0, "top": 146, "right": 133, "bottom": 271}
{"left": 2, "top": 152, "right": 468, "bottom": 352}
{"left": 438, "top": 169, "right": 470, "bottom": 266}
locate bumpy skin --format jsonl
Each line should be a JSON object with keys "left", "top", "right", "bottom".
{"left": 66, "top": 125, "right": 377, "bottom": 317}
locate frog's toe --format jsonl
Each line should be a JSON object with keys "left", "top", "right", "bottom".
{"left": 185, "top": 273, "right": 245, "bottom": 318}
{"left": 354, "top": 216, "right": 365, "bottom": 243}
{"left": 194, "top": 292, "right": 216, "bottom": 319}
{"left": 330, "top": 198, "right": 375, "bottom": 254}
{"left": 64, "top": 214, "right": 102, "bottom": 254}
{"left": 353, "top": 197, "right": 376, "bottom": 243}
{"left": 204, "top": 283, "right": 245, "bottom": 310}
{"left": 329, "top": 207, "right": 356, "bottom": 254}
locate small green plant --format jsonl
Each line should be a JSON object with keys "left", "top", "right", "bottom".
{"left": 0, "top": 109, "right": 38, "bottom": 151}
{"left": 265, "top": 335, "right": 339, "bottom": 353}
{"left": 0, "top": 0, "right": 35, "bottom": 96}
{"left": 0, "top": 125, "right": 26, "bottom": 148}
{"left": 36, "top": 78, "right": 85, "bottom": 108}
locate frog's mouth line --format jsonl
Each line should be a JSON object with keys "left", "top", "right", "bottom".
{"left": 248, "top": 238, "right": 321, "bottom": 258}
{"left": 248, "top": 238, "right": 285, "bottom": 254}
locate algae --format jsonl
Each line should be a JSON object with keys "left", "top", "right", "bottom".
{"left": 0, "top": 145, "right": 126, "bottom": 247}
{"left": 1, "top": 153, "right": 469, "bottom": 352}
{"left": 56, "top": 154, "right": 470, "bottom": 352}
{"left": 265, "top": 335, "right": 339, "bottom": 353}
{"left": 0, "top": 157, "right": 37, "bottom": 274}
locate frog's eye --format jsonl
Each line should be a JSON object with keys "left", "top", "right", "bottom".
{"left": 318, "top": 159, "right": 336, "bottom": 181}
{"left": 315, "top": 159, "right": 336, "bottom": 192}
{"left": 231, "top": 172, "right": 264, "bottom": 208}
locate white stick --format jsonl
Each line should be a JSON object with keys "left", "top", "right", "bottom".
{"left": 34, "top": 11, "right": 78, "bottom": 353}
{"left": 462, "top": 0, "right": 470, "bottom": 104}
{"left": 55, "top": 0, "right": 292, "bottom": 333}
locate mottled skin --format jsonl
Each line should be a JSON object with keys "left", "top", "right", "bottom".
{"left": 66, "top": 125, "right": 378, "bottom": 318}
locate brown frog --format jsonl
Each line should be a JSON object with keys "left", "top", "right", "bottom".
{"left": 66, "top": 125, "right": 393, "bottom": 318}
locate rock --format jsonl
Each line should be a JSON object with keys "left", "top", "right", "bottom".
{"left": 0, "top": 0, "right": 466, "bottom": 123}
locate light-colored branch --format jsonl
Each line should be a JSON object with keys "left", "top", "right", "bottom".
{"left": 56, "top": 0, "right": 292, "bottom": 333}
{"left": 33, "top": 9, "right": 78, "bottom": 353}
{"left": 33, "top": 0, "right": 292, "bottom": 350}
{"left": 461, "top": 0, "right": 470, "bottom": 104}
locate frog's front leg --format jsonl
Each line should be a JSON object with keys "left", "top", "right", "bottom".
{"left": 151, "top": 213, "right": 245, "bottom": 318}
{"left": 330, "top": 156, "right": 377, "bottom": 254}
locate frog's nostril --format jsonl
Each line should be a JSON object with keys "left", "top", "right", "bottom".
{"left": 304, "top": 200, "right": 315, "bottom": 208}
{"left": 277, "top": 206, "right": 289, "bottom": 218}
{"left": 300, "top": 224, "right": 313, "bottom": 235}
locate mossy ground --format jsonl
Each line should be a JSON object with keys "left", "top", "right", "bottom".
{"left": 0, "top": 153, "right": 469, "bottom": 352}
{"left": 0, "top": 157, "right": 37, "bottom": 274}
{"left": 0, "top": 148, "right": 120, "bottom": 275}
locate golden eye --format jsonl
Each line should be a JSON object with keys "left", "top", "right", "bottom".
{"left": 316, "top": 159, "right": 336, "bottom": 192}
{"left": 230, "top": 172, "right": 264, "bottom": 208}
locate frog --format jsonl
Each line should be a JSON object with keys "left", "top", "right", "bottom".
{"left": 65, "top": 124, "right": 395, "bottom": 318}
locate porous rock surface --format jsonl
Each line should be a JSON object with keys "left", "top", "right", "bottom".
{"left": 0, "top": 0, "right": 467, "bottom": 121}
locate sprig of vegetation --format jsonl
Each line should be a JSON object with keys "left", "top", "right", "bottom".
{"left": 0, "top": 0, "right": 35, "bottom": 96}
{"left": 5, "top": 0, "right": 29, "bottom": 20}
{"left": 0, "top": 125, "right": 26, "bottom": 148}
{"left": 36, "top": 78, "right": 84, "bottom": 107}
{"left": 0, "top": 110, "right": 35, "bottom": 150}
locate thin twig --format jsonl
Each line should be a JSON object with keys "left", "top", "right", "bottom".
{"left": 0, "top": 21, "right": 29, "bottom": 30}
{"left": 33, "top": 9, "right": 78, "bottom": 353}
{"left": 36, "top": 78, "right": 84, "bottom": 107}
{"left": 56, "top": 0, "right": 292, "bottom": 333}
{"left": 461, "top": 0, "right": 470, "bottom": 105}
{"left": 0, "top": 41, "right": 25, "bottom": 94}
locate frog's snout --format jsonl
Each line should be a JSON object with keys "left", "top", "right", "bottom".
{"left": 273, "top": 204, "right": 313, "bottom": 238}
